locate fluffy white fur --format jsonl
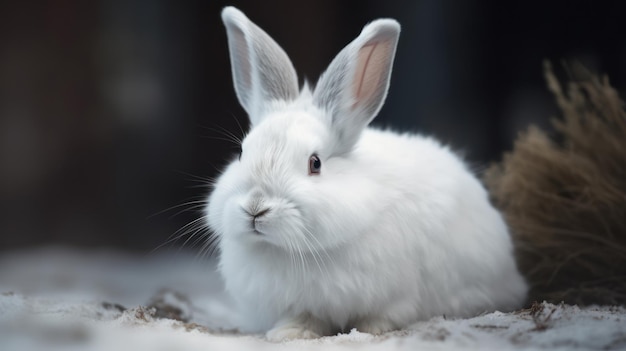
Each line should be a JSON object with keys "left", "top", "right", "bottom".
{"left": 207, "top": 6, "right": 527, "bottom": 341}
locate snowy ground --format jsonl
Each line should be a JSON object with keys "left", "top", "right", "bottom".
{"left": 1, "top": 247, "right": 625, "bottom": 351}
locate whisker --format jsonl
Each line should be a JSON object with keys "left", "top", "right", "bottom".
{"left": 200, "top": 135, "right": 242, "bottom": 146}
{"left": 294, "top": 237, "right": 306, "bottom": 280}
{"left": 227, "top": 111, "right": 247, "bottom": 138}
{"left": 179, "top": 221, "right": 209, "bottom": 252}
{"left": 198, "top": 124, "right": 243, "bottom": 146}
{"left": 285, "top": 236, "right": 299, "bottom": 279}
{"left": 198, "top": 233, "right": 219, "bottom": 260}
{"left": 189, "top": 228, "right": 210, "bottom": 248}
{"left": 147, "top": 199, "right": 207, "bottom": 219}
{"left": 168, "top": 203, "right": 207, "bottom": 220}
{"left": 302, "top": 226, "right": 334, "bottom": 281}
{"left": 151, "top": 217, "right": 207, "bottom": 254}
{"left": 185, "top": 184, "right": 214, "bottom": 190}
{"left": 300, "top": 228, "right": 328, "bottom": 280}
{"left": 174, "top": 170, "right": 215, "bottom": 183}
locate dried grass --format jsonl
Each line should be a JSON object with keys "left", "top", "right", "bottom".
{"left": 485, "top": 62, "right": 626, "bottom": 305}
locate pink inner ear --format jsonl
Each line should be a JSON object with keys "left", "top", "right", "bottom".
{"left": 230, "top": 25, "right": 253, "bottom": 92}
{"left": 352, "top": 40, "right": 392, "bottom": 109}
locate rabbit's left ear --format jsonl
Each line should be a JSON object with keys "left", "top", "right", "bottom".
{"left": 313, "top": 19, "right": 400, "bottom": 154}
{"left": 222, "top": 7, "right": 299, "bottom": 126}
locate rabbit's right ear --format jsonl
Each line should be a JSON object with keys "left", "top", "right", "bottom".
{"left": 221, "top": 7, "right": 299, "bottom": 126}
{"left": 313, "top": 19, "right": 400, "bottom": 155}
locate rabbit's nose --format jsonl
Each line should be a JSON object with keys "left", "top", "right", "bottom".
{"left": 252, "top": 207, "right": 270, "bottom": 219}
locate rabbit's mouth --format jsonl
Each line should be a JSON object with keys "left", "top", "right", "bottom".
{"left": 246, "top": 209, "right": 284, "bottom": 239}
{"left": 246, "top": 207, "right": 271, "bottom": 235}
{"left": 251, "top": 223, "right": 268, "bottom": 236}
{"left": 241, "top": 202, "right": 276, "bottom": 233}
{"left": 237, "top": 198, "right": 319, "bottom": 252}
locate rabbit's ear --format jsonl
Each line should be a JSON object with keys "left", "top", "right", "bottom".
{"left": 314, "top": 19, "right": 399, "bottom": 154}
{"left": 221, "top": 7, "right": 299, "bottom": 126}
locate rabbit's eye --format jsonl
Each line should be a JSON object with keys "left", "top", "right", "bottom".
{"left": 309, "top": 154, "right": 321, "bottom": 175}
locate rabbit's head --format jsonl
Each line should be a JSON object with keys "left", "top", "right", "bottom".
{"left": 208, "top": 7, "right": 400, "bottom": 251}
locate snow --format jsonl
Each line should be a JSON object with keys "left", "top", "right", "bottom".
{"left": 1, "top": 247, "right": 625, "bottom": 351}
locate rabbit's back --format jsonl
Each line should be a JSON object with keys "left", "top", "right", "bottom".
{"left": 355, "top": 128, "right": 527, "bottom": 312}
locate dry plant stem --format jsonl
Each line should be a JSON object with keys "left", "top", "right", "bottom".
{"left": 485, "top": 61, "right": 626, "bottom": 306}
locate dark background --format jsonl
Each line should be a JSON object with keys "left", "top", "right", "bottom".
{"left": 1, "top": 0, "right": 624, "bottom": 251}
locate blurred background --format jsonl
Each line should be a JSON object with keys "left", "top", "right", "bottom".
{"left": 1, "top": 0, "right": 624, "bottom": 251}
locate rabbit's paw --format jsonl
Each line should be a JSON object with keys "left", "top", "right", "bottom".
{"left": 355, "top": 317, "right": 395, "bottom": 335}
{"left": 265, "top": 312, "right": 325, "bottom": 341}
{"left": 266, "top": 325, "right": 320, "bottom": 341}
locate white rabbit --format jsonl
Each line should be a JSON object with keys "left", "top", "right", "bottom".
{"left": 206, "top": 6, "right": 527, "bottom": 341}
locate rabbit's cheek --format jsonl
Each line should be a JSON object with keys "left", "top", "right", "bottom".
{"left": 219, "top": 196, "right": 253, "bottom": 238}
{"left": 253, "top": 209, "right": 284, "bottom": 237}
